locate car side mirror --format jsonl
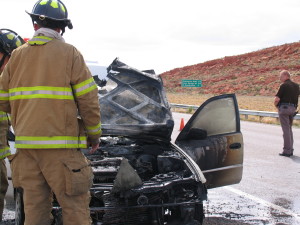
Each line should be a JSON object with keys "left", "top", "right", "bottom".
{"left": 186, "top": 128, "right": 207, "bottom": 140}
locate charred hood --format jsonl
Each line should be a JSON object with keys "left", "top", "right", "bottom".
{"left": 98, "top": 58, "right": 174, "bottom": 142}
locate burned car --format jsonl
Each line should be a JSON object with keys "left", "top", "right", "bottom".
{"left": 11, "top": 58, "right": 243, "bottom": 225}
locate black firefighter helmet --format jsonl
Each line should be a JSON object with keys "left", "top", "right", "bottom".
{"left": 0, "top": 29, "right": 25, "bottom": 68}
{"left": 0, "top": 29, "right": 25, "bottom": 55}
{"left": 26, "top": 0, "right": 73, "bottom": 34}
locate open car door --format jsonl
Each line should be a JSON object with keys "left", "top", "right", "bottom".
{"left": 175, "top": 94, "right": 243, "bottom": 189}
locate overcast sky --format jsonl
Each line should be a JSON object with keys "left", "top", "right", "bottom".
{"left": 2, "top": 0, "right": 300, "bottom": 73}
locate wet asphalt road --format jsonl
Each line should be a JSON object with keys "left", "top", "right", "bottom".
{"left": 2, "top": 112, "right": 300, "bottom": 225}
{"left": 172, "top": 112, "right": 300, "bottom": 225}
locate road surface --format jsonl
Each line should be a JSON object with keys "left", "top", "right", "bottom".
{"left": 2, "top": 113, "right": 300, "bottom": 225}
{"left": 172, "top": 112, "right": 300, "bottom": 225}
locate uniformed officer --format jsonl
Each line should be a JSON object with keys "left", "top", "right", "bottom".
{"left": 274, "top": 70, "right": 300, "bottom": 157}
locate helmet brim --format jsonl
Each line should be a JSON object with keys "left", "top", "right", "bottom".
{"left": 26, "top": 10, "right": 69, "bottom": 22}
{"left": 26, "top": 10, "right": 73, "bottom": 29}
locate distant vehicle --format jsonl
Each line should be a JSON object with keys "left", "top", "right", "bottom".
{"left": 7, "top": 58, "right": 244, "bottom": 225}
{"left": 85, "top": 60, "right": 107, "bottom": 80}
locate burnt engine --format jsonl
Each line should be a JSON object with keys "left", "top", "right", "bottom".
{"left": 89, "top": 136, "right": 186, "bottom": 183}
{"left": 82, "top": 136, "right": 205, "bottom": 225}
{"left": 52, "top": 136, "right": 206, "bottom": 225}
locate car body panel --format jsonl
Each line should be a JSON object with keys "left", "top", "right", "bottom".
{"left": 175, "top": 94, "right": 243, "bottom": 189}
{"left": 99, "top": 58, "right": 174, "bottom": 142}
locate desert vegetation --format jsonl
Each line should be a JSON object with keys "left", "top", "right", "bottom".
{"left": 162, "top": 41, "right": 300, "bottom": 127}
{"left": 167, "top": 93, "right": 300, "bottom": 127}
{"left": 161, "top": 42, "right": 300, "bottom": 96}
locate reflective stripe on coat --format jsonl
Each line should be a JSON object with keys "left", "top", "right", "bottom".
{"left": 0, "top": 38, "right": 101, "bottom": 149}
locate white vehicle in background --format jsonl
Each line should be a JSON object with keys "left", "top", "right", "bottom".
{"left": 5, "top": 140, "right": 15, "bottom": 200}
{"left": 85, "top": 60, "right": 107, "bottom": 80}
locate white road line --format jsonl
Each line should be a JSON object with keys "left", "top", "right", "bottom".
{"left": 224, "top": 186, "right": 300, "bottom": 221}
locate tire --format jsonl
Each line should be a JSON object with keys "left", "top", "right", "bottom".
{"left": 15, "top": 188, "right": 25, "bottom": 225}
{"left": 194, "top": 203, "right": 204, "bottom": 224}
{"left": 168, "top": 203, "right": 204, "bottom": 225}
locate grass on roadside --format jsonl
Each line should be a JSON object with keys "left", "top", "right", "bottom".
{"left": 167, "top": 92, "right": 300, "bottom": 127}
{"left": 167, "top": 93, "right": 277, "bottom": 111}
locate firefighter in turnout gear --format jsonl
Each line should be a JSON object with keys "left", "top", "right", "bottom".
{"left": 0, "top": 28, "right": 25, "bottom": 221}
{"left": 0, "top": 1, "right": 101, "bottom": 225}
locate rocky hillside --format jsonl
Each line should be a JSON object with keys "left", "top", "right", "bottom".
{"left": 161, "top": 42, "right": 300, "bottom": 96}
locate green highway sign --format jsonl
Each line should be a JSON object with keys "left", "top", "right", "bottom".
{"left": 181, "top": 79, "right": 202, "bottom": 87}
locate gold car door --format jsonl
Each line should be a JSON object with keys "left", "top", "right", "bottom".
{"left": 175, "top": 94, "right": 243, "bottom": 189}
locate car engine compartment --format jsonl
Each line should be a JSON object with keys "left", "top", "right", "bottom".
{"left": 51, "top": 136, "right": 207, "bottom": 225}
{"left": 91, "top": 136, "right": 187, "bottom": 183}
{"left": 86, "top": 136, "right": 206, "bottom": 225}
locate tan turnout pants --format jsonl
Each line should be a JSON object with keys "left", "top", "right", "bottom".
{"left": 9, "top": 148, "right": 93, "bottom": 225}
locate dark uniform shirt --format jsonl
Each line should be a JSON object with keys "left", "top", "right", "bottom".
{"left": 275, "top": 79, "right": 300, "bottom": 106}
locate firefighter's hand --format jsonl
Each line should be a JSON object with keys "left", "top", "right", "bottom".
{"left": 89, "top": 142, "right": 100, "bottom": 154}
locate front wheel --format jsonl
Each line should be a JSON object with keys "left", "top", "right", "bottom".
{"left": 15, "top": 188, "right": 25, "bottom": 225}
{"left": 168, "top": 203, "right": 204, "bottom": 225}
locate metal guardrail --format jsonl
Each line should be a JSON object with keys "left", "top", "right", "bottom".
{"left": 170, "top": 103, "right": 300, "bottom": 120}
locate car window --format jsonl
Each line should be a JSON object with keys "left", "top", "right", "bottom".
{"left": 189, "top": 97, "right": 237, "bottom": 136}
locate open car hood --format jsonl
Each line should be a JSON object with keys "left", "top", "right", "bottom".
{"left": 98, "top": 58, "right": 174, "bottom": 142}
